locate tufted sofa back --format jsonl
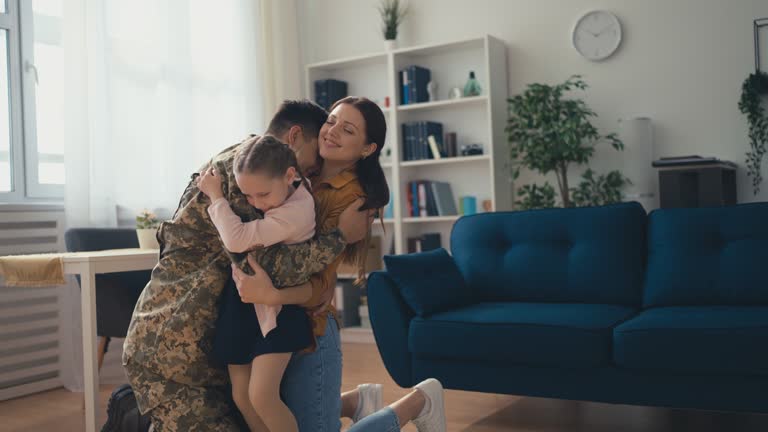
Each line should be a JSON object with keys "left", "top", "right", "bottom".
{"left": 450, "top": 202, "right": 648, "bottom": 306}
{"left": 642, "top": 202, "right": 768, "bottom": 307}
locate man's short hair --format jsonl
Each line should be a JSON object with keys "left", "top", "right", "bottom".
{"left": 265, "top": 99, "right": 328, "bottom": 140}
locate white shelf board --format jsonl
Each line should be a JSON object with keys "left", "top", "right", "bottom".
{"left": 306, "top": 52, "right": 388, "bottom": 71}
{"left": 340, "top": 326, "right": 375, "bottom": 344}
{"left": 400, "top": 155, "right": 490, "bottom": 168}
{"left": 381, "top": 161, "right": 393, "bottom": 168}
{"left": 403, "top": 216, "right": 461, "bottom": 223}
{"left": 393, "top": 37, "right": 485, "bottom": 57}
{"left": 397, "top": 95, "right": 488, "bottom": 112}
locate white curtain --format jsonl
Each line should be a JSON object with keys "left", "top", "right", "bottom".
{"left": 57, "top": 0, "right": 302, "bottom": 391}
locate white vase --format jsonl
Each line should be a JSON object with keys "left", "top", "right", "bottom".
{"left": 136, "top": 228, "right": 159, "bottom": 249}
{"left": 384, "top": 39, "right": 397, "bottom": 51}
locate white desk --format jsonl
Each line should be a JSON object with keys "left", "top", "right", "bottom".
{"left": 62, "top": 249, "right": 159, "bottom": 432}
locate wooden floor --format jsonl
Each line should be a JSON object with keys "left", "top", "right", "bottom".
{"left": 3, "top": 343, "right": 768, "bottom": 431}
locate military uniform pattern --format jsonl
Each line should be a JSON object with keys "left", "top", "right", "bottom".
{"left": 123, "top": 136, "right": 348, "bottom": 422}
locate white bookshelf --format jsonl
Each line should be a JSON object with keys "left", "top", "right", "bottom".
{"left": 306, "top": 34, "right": 509, "bottom": 261}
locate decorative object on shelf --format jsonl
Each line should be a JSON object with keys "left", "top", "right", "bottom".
{"left": 427, "top": 81, "right": 437, "bottom": 102}
{"left": 448, "top": 87, "right": 462, "bottom": 100}
{"left": 740, "top": 18, "right": 768, "bottom": 195}
{"left": 460, "top": 143, "right": 483, "bottom": 156}
{"left": 460, "top": 196, "right": 477, "bottom": 215}
{"left": 482, "top": 199, "right": 493, "bottom": 212}
{"left": 506, "top": 75, "right": 629, "bottom": 209}
{"left": 384, "top": 96, "right": 391, "bottom": 108}
{"left": 572, "top": 10, "right": 623, "bottom": 61}
{"left": 135, "top": 209, "right": 160, "bottom": 249}
{"left": 463, "top": 71, "right": 482, "bottom": 96}
{"left": 378, "top": 0, "right": 408, "bottom": 50}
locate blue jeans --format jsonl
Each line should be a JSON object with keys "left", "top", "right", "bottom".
{"left": 281, "top": 315, "right": 401, "bottom": 432}
{"left": 281, "top": 315, "right": 343, "bottom": 432}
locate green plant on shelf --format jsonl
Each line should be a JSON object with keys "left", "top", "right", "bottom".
{"left": 378, "top": 0, "right": 408, "bottom": 41}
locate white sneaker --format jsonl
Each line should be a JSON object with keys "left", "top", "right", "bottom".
{"left": 412, "top": 378, "right": 446, "bottom": 432}
{"left": 352, "top": 383, "right": 384, "bottom": 424}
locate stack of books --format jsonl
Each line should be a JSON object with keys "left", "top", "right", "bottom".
{"left": 399, "top": 65, "right": 431, "bottom": 105}
{"left": 314, "top": 79, "right": 348, "bottom": 110}
{"left": 406, "top": 181, "right": 458, "bottom": 217}
{"left": 402, "top": 121, "right": 444, "bottom": 161}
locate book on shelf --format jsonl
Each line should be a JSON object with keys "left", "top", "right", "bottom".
{"left": 405, "top": 180, "right": 458, "bottom": 217}
{"left": 314, "top": 79, "right": 348, "bottom": 110}
{"left": 399, "top": 65, "right": 430, "bottom": 105}
{"left": 401, "top": 121, "right": 444, "bottom": 161}
{"left": 428, "top": 135, "right": 442, "bottom": 160}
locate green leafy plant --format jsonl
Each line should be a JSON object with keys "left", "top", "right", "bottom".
{"left": 378, "top": 0, "right": 408, "bottom": 40}
{"left": 136, "top": 210, "right": 160, "bottom": 230}
{"left": 572, "top": 169, "right": 631, "bottom": 207}
{"left": 515, "top": 183, "right": 556, "bottom": 209}
{"left": 739, "top": 71, "right": 768, "bottom": 195}
{"left": 506, "top": 75, "right": 629, "bottom": 209}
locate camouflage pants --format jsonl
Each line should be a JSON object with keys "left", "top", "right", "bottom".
{"left": 124, "top": 361, "right": 246, "bottom": 432}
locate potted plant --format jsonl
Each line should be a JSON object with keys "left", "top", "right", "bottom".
{"left": 506, "top": 75, "right": 630, "bottom": 209}
{"left": 378, "top": 0, "right": 408, "bottom": 50}
{"left": 739, "top": 71, "right": 768, "bottom": 195}
{"left": 135, "top": 210, "right": 160, "bottom": 249}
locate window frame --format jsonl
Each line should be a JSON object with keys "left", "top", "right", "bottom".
{"left": 0, "top": 0, "right": 64, "bottom": 203}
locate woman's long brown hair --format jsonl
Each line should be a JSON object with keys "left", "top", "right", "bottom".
{"left": 329, "top": 97, "right": 390, "bottom": 284}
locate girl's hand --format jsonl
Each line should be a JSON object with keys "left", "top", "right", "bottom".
{"left": 197, "top": 167, "right": 224, "bottom": 200}
{"left": 232, "top": 255, "right": 281, "bottom": 305}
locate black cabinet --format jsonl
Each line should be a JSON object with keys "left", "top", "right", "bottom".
{"left": 658, "top": 163, "right": 737, "bottom": 208}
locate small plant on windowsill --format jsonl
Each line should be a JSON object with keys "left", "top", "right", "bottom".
{"left": 136, "top": 209, "right": 160, "bottom": 249}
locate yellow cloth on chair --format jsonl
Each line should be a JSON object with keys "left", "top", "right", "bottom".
{"left": 0, "top": 254, "right": 66, "bottom": 287}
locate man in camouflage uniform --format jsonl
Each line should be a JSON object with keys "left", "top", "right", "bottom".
{"left": 122, "top": 101, "right": 364, "bottom": 431}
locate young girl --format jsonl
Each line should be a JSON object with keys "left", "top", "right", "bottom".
{"left": 197, "top": 135, "right": 316, "bottom": 432}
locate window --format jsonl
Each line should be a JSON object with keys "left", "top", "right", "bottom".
{"left": 0, "top": 0, "right": 64, "bottom": 202}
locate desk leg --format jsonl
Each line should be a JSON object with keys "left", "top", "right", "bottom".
{"left": 80, "top": 268, "right": 99, "bottom": 432}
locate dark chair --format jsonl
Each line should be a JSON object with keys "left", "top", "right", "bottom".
{"left": 64, "top": 228, "right": 151, "bottom": 371}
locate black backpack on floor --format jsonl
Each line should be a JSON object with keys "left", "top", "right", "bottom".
{"left": 101, "top": 384, "right": 151, "bottom": 432}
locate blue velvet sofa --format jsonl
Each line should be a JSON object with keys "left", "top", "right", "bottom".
{"left": 368, "top": 202, "right": 768, "bottom": 413}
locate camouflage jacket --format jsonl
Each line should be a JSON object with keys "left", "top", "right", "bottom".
{"left": 122, "top": 136, "right": 347, "bottom": 411}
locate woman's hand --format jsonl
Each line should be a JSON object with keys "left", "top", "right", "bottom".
{"left": 197, "top": 167, "right": 224, "bottom": 201}
{"left": 338, "top": 198, "right": 376, "bottom": 244}
{"left": 232, "top": 255, "right": 281, "bottom": 305}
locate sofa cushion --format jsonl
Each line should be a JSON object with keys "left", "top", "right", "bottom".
{"left": 614, "top": 306, "right": 768, "bottom": 375}
{"left": 643, "top": 202, "right": 768, "bottom": 307}
{"left": 383, "top": 248, "right": 472, "bottom": 316}
{"left": 450, "top": 202, "right": 647, "bottom": 306}
{"left": 409, "top": 302, "right": 638, "bottom": 368}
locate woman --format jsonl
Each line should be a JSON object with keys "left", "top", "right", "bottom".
{"left": 234, "top": 97, "right": 447, "bottom": 432}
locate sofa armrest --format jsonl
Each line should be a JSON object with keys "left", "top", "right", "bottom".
{"left": 367, "top": 271, "right": 415, "bottom": 387}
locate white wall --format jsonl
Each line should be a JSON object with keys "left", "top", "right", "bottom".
{"left": 297, "top": 0, "right": 768, "bottom": 206}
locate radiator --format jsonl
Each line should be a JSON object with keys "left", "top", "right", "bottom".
{"left": 0, "top": 207, "right": 66, "bottom": 401}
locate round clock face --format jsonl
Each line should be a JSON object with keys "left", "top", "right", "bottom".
{"left": 572, "top": 10, "right": 622, "bottom": 61}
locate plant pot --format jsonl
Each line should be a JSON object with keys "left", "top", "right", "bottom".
{"left": 384, "top": 39, "right": 397, "bottom": 51}
{"left": 136, "top": 228, "right": 159, "bottom": 250}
